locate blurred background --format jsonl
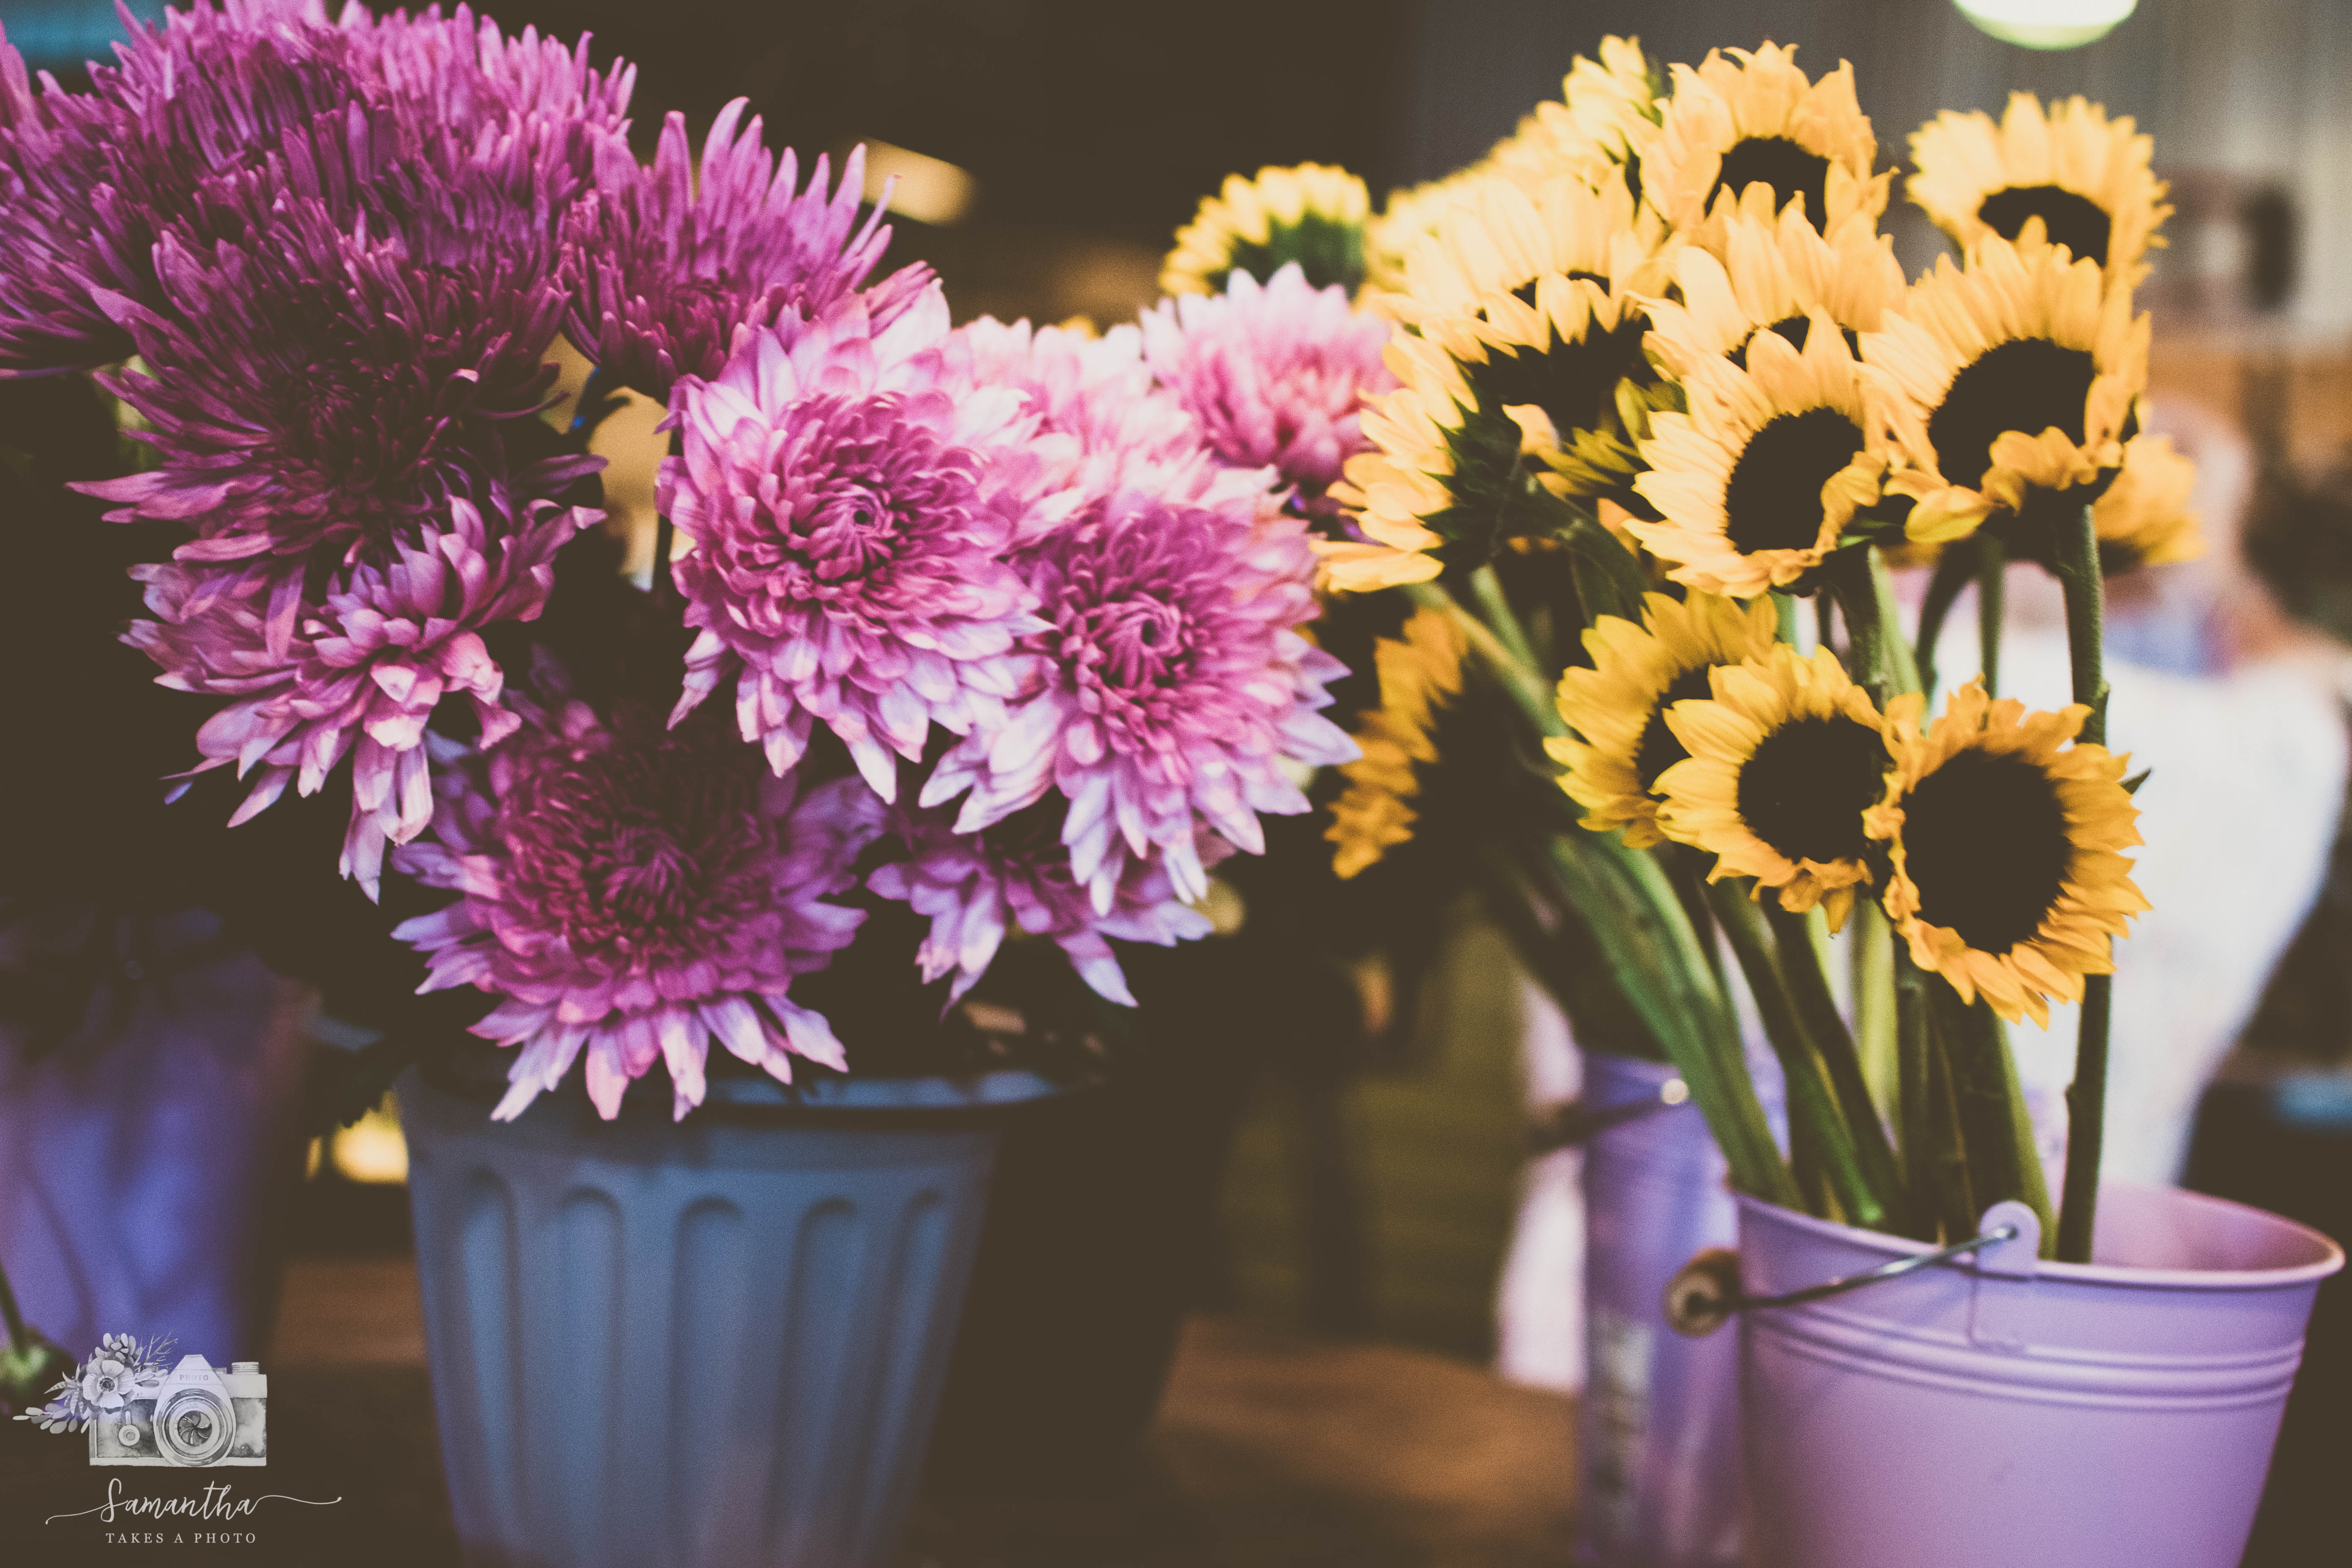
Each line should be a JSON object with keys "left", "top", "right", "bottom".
{"left": 4, "top": 0, "right": 2350, "bottom": 1561}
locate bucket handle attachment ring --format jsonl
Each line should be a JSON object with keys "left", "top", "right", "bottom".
{"left": 1663, "top": 1223, "right": 2021, "bottom": 1338}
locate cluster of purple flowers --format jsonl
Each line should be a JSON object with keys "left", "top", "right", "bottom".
{"left": 8, "top": 1, "right": 1389, "bottom": 1118}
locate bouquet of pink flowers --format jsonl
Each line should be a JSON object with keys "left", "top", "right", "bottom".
{"left": 0, "top": 0, "right": 1393, "bottom": 1120}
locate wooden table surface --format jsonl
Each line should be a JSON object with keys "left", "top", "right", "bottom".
{"left": 1, "top": 1260, "right": 1578, "bottom": 1568}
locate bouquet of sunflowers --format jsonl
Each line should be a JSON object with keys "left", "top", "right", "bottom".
{"left": 1166, "top": 38, "right": 2190, "bottom": 1264}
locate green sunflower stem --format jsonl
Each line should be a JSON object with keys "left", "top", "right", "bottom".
{"left": 1913, "top": 542, "right": 1975, "bottom": 702}
{"left": 1517, "top": 481, "right": 1647, "bottom": 623}
{"left": 1766, "top": 900, "right": 1913, "bottom": 1235}
{"left": 1466, "top": 564, "right": 1542, "bottom": 674}
{"left": 1408, "top": 581, "right": 1563, "bottom": 743}
{"left": 1551, "top": 835, "right": 1798, "bottom": 1208}
{"left": 1826, "top": 545, "right": 1923, "bottom": 709}
{"left": 1977, "top": 533, "right": 2006, "bottom": 698}
{"left": 1867, "top": 545, "right": 1924, "bottom": 697}
{"left": 2053, "top": 500, "right": 2111, "bottom": 1264}
{"left": 1895, "top": 950, "right": 1943, "bottom": 1231}
{"left": 1477, "top": 846, "right": 1668, "bottom": 1062}
{"left": 1929, "top": 985, "right": 2055, "bottom": 1253}
{"left": 1851, "top": 897, "right": 1900, "bottom": 1126}
{"left": 1707, "top": 879, "right": 1886, "bottom": 1230}
{"left": 1772, "top": 590, "right": 1800, "bottom": 646}
{"left": 1922, "top": 999, "right": 1980, "bottom": 1240}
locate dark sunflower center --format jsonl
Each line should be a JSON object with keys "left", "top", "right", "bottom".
{"left": 1723, "top": 406, "right": 1865, "bottom": 557}
{"left": 1736, "top": 715, "right": 1887, "bottom": 866}
{"left": 1900, "top": 748, "right": 2073, "bottom": 954}
{"left": 1473, "top": 308, "right": 1653, "bottom": 439}
{"left": 1711, "top": 137, "right": 1831, "bottom": 232}
{"left": 1925, "top": 337, "right": 2097, "bottom": 493}
{"left": 1729, "top": 315, "right": 1862, "bottom": 370}
{"left": 1633, "top": 664, "right": 1719, "bottom": 791}
{"left": 1509, "top": 271, "right": 1610, "bottom": 309}
{"left": 1976, "top": 185, "right": 2113, "bottom": 268}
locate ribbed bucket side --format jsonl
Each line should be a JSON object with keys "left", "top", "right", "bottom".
{"left": 401, "top": 1071, "right": 1003, "bottom": 1568}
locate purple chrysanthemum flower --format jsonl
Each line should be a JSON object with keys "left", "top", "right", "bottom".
{"left": 126, "top": 491, "right": 588, "bottom": 897}
{"left": 921, "top": 493, "right": 1356, "bottom": 910}
{"left": 333, "top": 1, "right": 633, "bottom": 152}
{"left": 661, "top": 284, "right": 1082, "bottom": 797}
{"left": 0, "top": 1, "right": 362, "bottom": 374}
{"left": 959, "top": 316, "right": 1215, "bottom": 504}
{"left": 0, "top": 0, "right": 619, "bottom": 377}
{"left": 562, "top": 96, "right": 926, "bottom": 403}
{"left": 869, "top": 794, "right": 1218, "bottom": 1008}
{"left": 83, "top": 190, "right": 580, "bottom": 571}
{"left": 1139, "top": 261, "right": 1396, "bottom": 515}
{"left": 393, "top": 691, "right": 879, "bottom": 1122}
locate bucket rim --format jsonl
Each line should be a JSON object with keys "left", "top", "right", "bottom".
{"left": 405, "top": 1057, "right": 1079, "bottom": 1130}
{"left": 1732, "top": 1183, "right": 2345, "bottom": 1291}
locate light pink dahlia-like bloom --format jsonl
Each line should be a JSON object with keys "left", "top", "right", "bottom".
{"left": 1139, "top": 261, "right": 1396, "bottom": 515}
{"left": 126, "top": 493, "right": 590, "bottom": 898}
{"left": 922, "top": 495, "right": 1356, "bottom": 911}
{"left": 661, "top": 284, "right": 1082, "bottom": 797}
{"left": 959, "top": 316, "right": 1215, "bottom": 504}
{"left": 563, "top": 97, "right": 928, "bottom": 402}
{"left": 394, "top": 695, "right": 881, "bottom": 1122}
{"left": 869, "top": 794, "right": 1218, "bottom": 1008}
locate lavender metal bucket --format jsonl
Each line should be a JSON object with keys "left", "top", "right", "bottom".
{"left": 1736, "top": 1184, "right": 2344, "bottom": 1568}
{"left": 1575, "top": 1052, "right": 1744, "bottom": 1568}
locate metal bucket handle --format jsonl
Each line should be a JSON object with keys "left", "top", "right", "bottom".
{"left": 1664, "top": 1200, "right": 2044, "bottom": 1338}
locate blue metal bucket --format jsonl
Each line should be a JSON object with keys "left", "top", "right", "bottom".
{"left": 400, "top": 1065, "right": 1060, "bottom": 1568}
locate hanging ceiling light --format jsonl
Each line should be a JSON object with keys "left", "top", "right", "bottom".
{"left": 1955, "top": 0, "right": 2136, "bottom": 50}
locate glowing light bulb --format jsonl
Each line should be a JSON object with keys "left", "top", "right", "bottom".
{"left": 1955, "top": 0, "right": 2136, "bottom": 50}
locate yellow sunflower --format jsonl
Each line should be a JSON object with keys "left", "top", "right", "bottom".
{"left": 1489, "top": 34, "right": 1661, "bottom": 194}
{"left": 1640, "top": 193, "right": 1906, "bottom": 384}
{"left": 1363, "top": 167, "right": 1498, "bottom": 296}
{"left": 1640, "top": 43, "right": 1890, "bottom": 244}
{"left": 2094, "top": 432, "right": 2204, "bottom": 570}
{"left": 1162, "top": 162, "right": 1371, "bottom": 297}
{"left": 1866, "top": 681, "right": 2147, "bottom": 1027}
{"left": 1550, "top": 590, "right": 1781, "bottom": 846}
{"left": 1327, "top": 607, "right": 1469, "bottom": 878}
{"left": 1387, "top": 168, "right": 1675, "bottom": 494}
{"left": 1626, "top": 308, "right": 1894, "bottom": 596}
{"left": 1327, "top": 170, "right": 1674, "bottom": 588}
{"left": 1865, "top": 233, "right": 2148, "bottom": 544}
{"left": 1654, "top": 643, "right": 1890, "bottom": 930}
{"left": 1909, "top": 93, "right": 2171, "bottom": 289}
{"left": 1319, "top": 330, "right": 1471, "bottom": 591}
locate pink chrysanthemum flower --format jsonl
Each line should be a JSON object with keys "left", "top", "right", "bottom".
{"left": 563, "top": 98, "right": 928, "bottom": 402}
{"left": 1139, "top": 261, "right": 1397, "bottom": 515}
{"left": 661, "top": 284, "right": 1081, "bottom": 797}
{"left": 921, "top": 493, "right": 1356, "bottom": 910}
{"left": 869, "top": 794, "right": 1218, "bottom": 1008}
{"left": 126, "top": 493, "right": 588, "bottom": 897}
{"left": 394, "top": 694, "right": 879, "bottom": 1122}
{"left": 959, "top": 316, "right": 1215, "bottom": 503}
